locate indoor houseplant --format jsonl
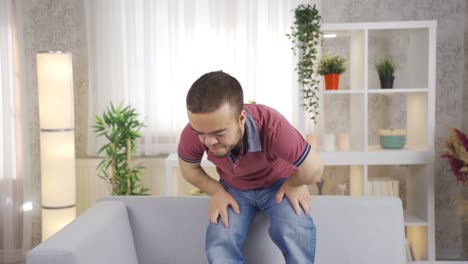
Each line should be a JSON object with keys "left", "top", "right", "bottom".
{"left": 375, "top": 57, "right": 396, "bottom": 89}
{"left": 317, "top": 53, "right": 347, "bottom": 90}
{"left": 287, "top": 4, "right": 322, "bottom": 123}
{"left": 93, "top": 102, "right": 150, "bottom": 195}
{"left": 441, "top": 127, "right": 468, "bottom": 221}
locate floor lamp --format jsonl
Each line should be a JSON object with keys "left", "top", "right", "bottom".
{"left": 36, "top": 51, "right": 76, "bottom": 241}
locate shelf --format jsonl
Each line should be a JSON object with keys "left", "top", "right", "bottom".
{"left": 321, "top": 89, "right": 364, "bottom": 94}
{"left": 367, "top": 88, "right": 428, "bottom": 93}
{"left": 319, "top": 150, "right": 434, "bottom": 165}
{"left": 404, "top": 212, "right": 428, "bottom": 226}
{"left": 322, "top": 20, "right": 436, "bottom": 31}
{"left": 321, "top": 88, "right": 428, "bottom": 94}
{"left": 319, "top": 152, "right": 369, "bottom": 165}
{"left": 367, "top": 145, "right": 428, "bottom": 152}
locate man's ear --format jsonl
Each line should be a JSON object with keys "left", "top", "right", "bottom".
{"left": 239, "top": 109, "right": 247, "bottom": 126}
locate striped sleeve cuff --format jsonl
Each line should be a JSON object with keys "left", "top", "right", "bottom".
{"left": 177, "top": 152, "right": 201, "bottom": 164}
{"left": 293, "top": 143, "right": 311, "bottom": 167}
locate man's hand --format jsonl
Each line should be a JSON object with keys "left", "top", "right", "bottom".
{"left": 208, "top": 190, "right": 240, "bottom": 228}
{"left": 276, "top": 179, "right": 311, "bottom": 216}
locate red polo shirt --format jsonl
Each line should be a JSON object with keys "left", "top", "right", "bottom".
{"left": 177, "top": 104, "right": 311, "bottom": 190}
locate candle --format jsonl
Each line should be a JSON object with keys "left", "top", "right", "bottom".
{"left": 323, "top": 134, "right": 335, "bottom": 152}
{"left": 337, "top": 133, "right": 350, "bottom": 151}
{"left": 306, "top": 133, "right": 319, "bottom": 151}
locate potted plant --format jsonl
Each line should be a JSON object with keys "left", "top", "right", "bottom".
{"left": 441, "top": 127, "right": 468, "bottom": 221}
{"left": 287, "top": 4, "right": 322, "bottom": 123}
{"left": 93, "top": 102, "right": 150, "bottom": 195}
{"left": 317, "top": 53, "right": 347, "bottom": 90}
{"left": 375, "top": 57, "right": 396, "bottom": 89}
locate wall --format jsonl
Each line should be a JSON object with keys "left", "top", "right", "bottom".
{"left": 465, "top": 0, "right": 468, "bottom": 134}
{"left": 17, "top": 0, "right": 467, "bottom": 258}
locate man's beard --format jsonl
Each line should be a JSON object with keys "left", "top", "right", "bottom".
{"left": 210, "top": 126, "right": 243, "bottom": 158}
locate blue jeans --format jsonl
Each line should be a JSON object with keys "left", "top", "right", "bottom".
{"left": 205, "top": 178, "right": 316, "bottom": 264}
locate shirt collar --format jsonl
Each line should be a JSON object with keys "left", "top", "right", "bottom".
{"left": 241, "top": 111, "right": 262, "bottom": 155}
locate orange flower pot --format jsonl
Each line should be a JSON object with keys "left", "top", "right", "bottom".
{"left": 324, "top": 74, "right": 340, "bottom": 90}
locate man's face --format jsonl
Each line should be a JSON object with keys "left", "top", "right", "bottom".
{"left": 188, "top": 103, "right": 246, "bottom": 158}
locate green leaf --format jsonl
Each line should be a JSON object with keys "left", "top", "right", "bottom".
{"left": 93, "top": 102, "right": 150, "bottom": 196}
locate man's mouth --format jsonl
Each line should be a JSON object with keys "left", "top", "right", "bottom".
{"left": 209, "top": 146, "right": 221, "bottom": 150}
{"left": 208, "top": 145, "right": 224, "bottom": 151}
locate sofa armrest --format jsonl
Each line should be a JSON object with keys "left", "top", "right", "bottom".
{"left": 27, "top": 201, "right": 138, "bottom": 264}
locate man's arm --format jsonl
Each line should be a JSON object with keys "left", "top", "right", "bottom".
{"left": 276, "top": 150, "right": 324, "bottom": 216}
{"left": 178, "top": 157, "right": 224, "bottom": 195}
{"left": 287, "top": 149, "right": 323, "bottom": 186}
{"left": 178, "top": 158, "right": 240, "bottom": 227}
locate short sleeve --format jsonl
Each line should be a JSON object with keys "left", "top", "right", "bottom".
{"left": 268, "top": 119, "right": 311, "bottom": 167}
{"left": 177, "top": 124, "right": 205, "bottom": 163}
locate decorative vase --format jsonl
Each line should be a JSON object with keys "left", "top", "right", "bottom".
{"left": 324, "top": 74, "right": 340, "bottom": 90}
{"left": 379, "top": 76, "right": 394, "bottom": 89}
{"left": 379, "top": 129, "right": 406, "bottom": 149}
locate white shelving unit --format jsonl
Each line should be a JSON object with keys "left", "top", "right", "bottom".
{"left": 314, "top": 20, "right": 437, "bottom": 262}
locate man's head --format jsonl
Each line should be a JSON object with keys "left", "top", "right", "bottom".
{"left": 186, "top": 71, "right": 246, "bottom": 158}
{"left": 187, "top": 71, "right": 244, "bottom": 117}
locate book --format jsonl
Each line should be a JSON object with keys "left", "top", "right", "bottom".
{"left": 367, "top": 177, "right": 399, "bottom": 197}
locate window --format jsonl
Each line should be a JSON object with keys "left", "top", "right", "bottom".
{"left": 85, "top": 0, "right": 303, "bottom": 155}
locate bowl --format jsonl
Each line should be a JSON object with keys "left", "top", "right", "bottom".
{"left": 378, "top": 129, "right": 406, "bottom": 149}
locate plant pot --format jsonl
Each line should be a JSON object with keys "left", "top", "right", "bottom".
{"left": 324, "top": 74, "right": 340, "bottom": 90}
{"left": 379, "top": 76, "right": 394, "bottom": 89}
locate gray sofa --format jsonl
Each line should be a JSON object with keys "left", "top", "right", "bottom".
{"left": 27, "top": 196, "right": 407, "bottom": 264}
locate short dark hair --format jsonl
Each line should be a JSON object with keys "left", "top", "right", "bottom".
{"left": 186, "top": 71, "right": 244, "bottom": 116}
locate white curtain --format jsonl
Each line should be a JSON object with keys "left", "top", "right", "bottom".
{"left": 85, "top": 0, "right": 308, "bottom": 155}
{"left": 0, "top": 0, "right": 30, "bottom": 263}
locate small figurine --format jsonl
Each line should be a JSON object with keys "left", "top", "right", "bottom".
{"left": 316, "top": 179, "right": 325, "bottom": 195}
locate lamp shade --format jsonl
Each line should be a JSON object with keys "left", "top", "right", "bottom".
{"left": 37, "top": 51, "right": 76, "bottom": 241}
{"left": 37, "top": 52, "right": 74, "bottom": 129}
{"left": 40, "top": 131, "right": 76, "bottom": 207}
{"left": 42, "top": 207, "right": 76, "bottom": 241}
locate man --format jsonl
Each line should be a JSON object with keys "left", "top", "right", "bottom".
{"left": 177, "top": 71, "right": 323, "bottom": 264}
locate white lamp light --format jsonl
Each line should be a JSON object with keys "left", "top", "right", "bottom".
{"left": 37, "top": 51, "right": 76, "bottom": 241}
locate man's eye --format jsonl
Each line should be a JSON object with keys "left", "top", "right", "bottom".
{"left": 215, "top": 134, "right": 224, "bottom": 138}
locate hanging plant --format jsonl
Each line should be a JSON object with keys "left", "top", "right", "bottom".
{"left": 93, "top": 102, "right": 150, "bottom": 195}
{"left": 287, "top": 4, "right": 322, "bottom": 123}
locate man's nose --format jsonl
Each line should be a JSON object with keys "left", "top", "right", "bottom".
{"left": 204, "top": 135, "right": 218, "bottom": 146}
